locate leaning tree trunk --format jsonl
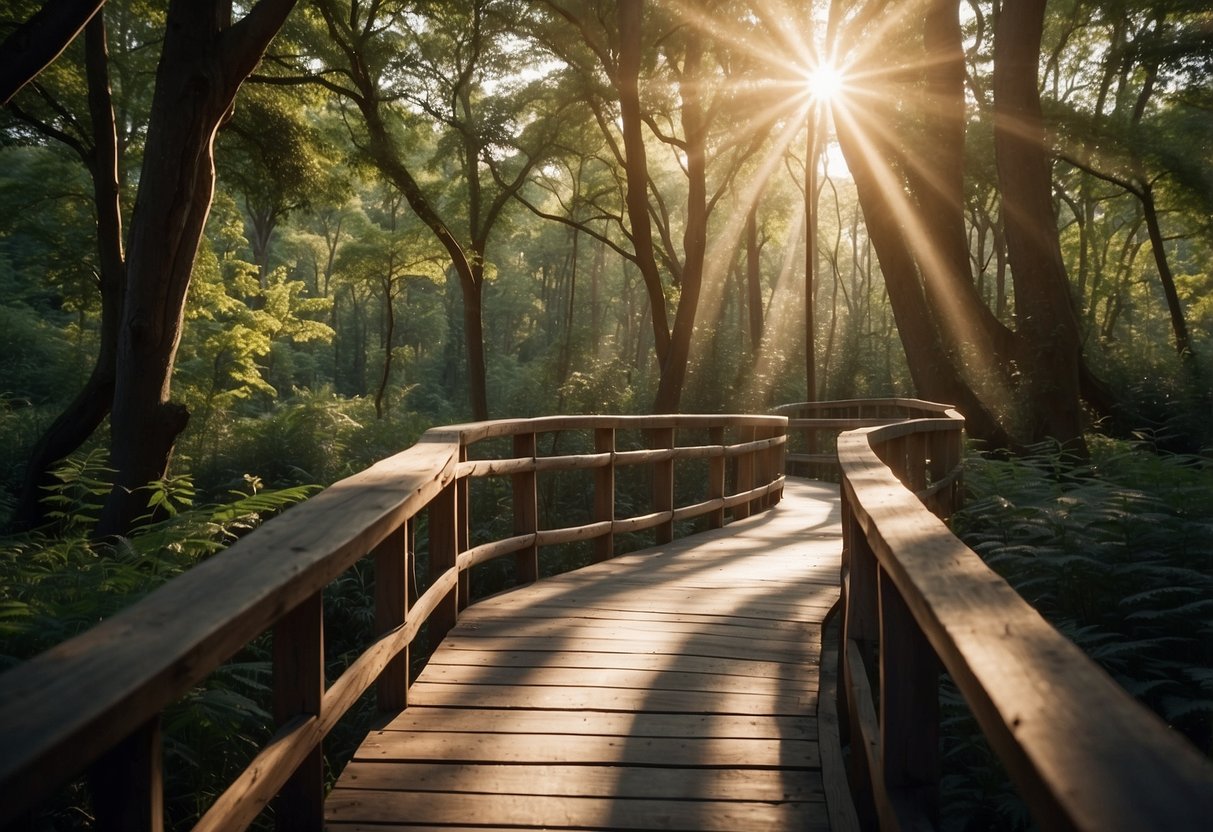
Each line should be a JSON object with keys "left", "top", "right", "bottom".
{"left": 652, "top": 29, "right": 707, "bottom": 414}
{"left": 15, "top": 15, "right": 123, "bottom": 530}
{"left": 98, "top": 0, "right": 297, "bottom": 536}
{"left": 834, "top": 99, "right": 1012, "bottom": 449}
{"left": 617, "top": 0, "right": 672, "bottom": 370}
{"left": 992, "top": 0, "right": 1087, "bottom": 453}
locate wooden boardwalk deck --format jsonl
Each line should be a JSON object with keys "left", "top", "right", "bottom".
{"left": 325, "top": 478, "right": 845, "bottom": 831}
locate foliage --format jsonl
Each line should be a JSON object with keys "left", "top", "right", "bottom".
{"left": 941, "top": 438, "right": 1213, "bottom": 829}
{"left": 0, "top": 452, "right": 316, "bottom": 829}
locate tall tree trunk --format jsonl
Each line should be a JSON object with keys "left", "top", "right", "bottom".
{"left": 992, "top": 0, "right": 1087, "bottom": 452}
{"left": 804, "top": 119, "right": 818, "bottom": 402}
{"left": 98, "top": 0, "right": 297, "bottom": 535}
{"left": 909, "top": 0, "right": 1016, "bottom": 368}
{"left": 834, "top": 100, "right": 1012, "bottom": 447}
{"left": 14, "top": 14, "right": 123, "bottom": 531}
{"left": 617, "top": 0, "right": 672, "bottom": 367}
{"left": 1140, "top": 182, "right": 1192, "bottom": 359}
{"left": 652, "top": 28, "right": 706, "bottom": 414}
{"left": 745, "top": 203, "right": 764, "bottom": 353}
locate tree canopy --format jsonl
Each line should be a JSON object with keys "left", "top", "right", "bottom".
{"left": 1, "top": 0, "right": 1210, "bottom": 530}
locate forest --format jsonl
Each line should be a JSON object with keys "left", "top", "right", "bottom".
{"left": 0, "top": 0, "right": 1211, "bottom": 828}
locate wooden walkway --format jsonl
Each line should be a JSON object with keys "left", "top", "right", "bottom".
{"left": 326, "top": 478, "right": 845, "bottom": 831}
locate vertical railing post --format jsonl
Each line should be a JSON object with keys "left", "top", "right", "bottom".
{"left": 593, "top": 427, "right": 615, "bottom": 561}
{"left": 947, "top": 423, "right": 964, "bottom": 516}
{"left": 456, "top": 447, "right": 471, "bottom": 610}
{"left": 374, "top": 521, "right": 411, "bottom": 712}
{"left": 90, "top": 718, "right": 163, "bottom": 832}
{"left": 840, "top": 482, "right": 880, "bottom": 829}
{"left": 513, "top": 431, "right": 539, "bottom": 584}
{"left": 708, "top": 425, "right": 725, "bottom": 529}
{"left": 907, "top": 430, "right": 928, "bottom": 493}
{"left": 769, "top": 422, "right": 785, "bottom": 506}
{"left": 734, "top": 425, "right": 755, "bottom": 520}
{"left": 428, "top": 478, "right": 459, "bottom": 644}
{"left": 879, "top": 569, "right": 941, "bottom": 828}
{"left": 272, "top": 592, "right": 324, "bottom": 832}
{"left": 651, "top": 425, "right": 675, "bottom": 544}
{"left": 751, "top": 424, "right": 772, "bottom": 513}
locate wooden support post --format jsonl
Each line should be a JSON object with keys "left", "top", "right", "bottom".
{"left": 879, "top": 568, "right": 941, "bottom": 829}
{"left": 651, "top": 426, "right": 675, "bottom": 544}
{"left": 272, "top": 592, "right": 324, "bottom": 832}
{"left": 751, "top": 425, "right": 770, "bottom": 514}
{"left": 428, "top": 480, "right": 459, "bottom": 645}
{"left": 946, "top": 425, "right": 964, "bottom": 516}
{"left": 513, "top": 432, "right": 539, "bottom": 583}
{"left": 734, "top": 425, "right": 755, "bottom": 521}
{"left": 708, "top": 426, "right": 725, "bottom": 529}
{"left": 374, "top": 521, "right": 411, "bottom": 712}
{"left": 456, "top": 448, "right": 470, "bottom": 610}
{"left": 841, "top": 488, "right": 880, "bottom": 825}
{"left": 90, "top": 718, "right": 163, "bottom": 832}
{"left": 593, "top": 427, "right": 615, "bottom": 561}
{"left": 907, "top": 431, "right": 928, "bottom": 493}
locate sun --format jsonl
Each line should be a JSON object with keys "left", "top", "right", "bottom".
{"left": 805, "top": 62, "right": 845, "bottom": 104}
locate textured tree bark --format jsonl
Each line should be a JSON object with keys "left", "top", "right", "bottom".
{"left": 992, "top": 0, "right": 1087, "bottom": 452}
{"left": 745, "top": 204, "right": 764, "bottom": 353}
{"left": 98, "top": 0, "right": 298, "bottom": 536}
{"left": 652, "top": 27, "right": 706, "bottom": 414}
{"left": 14, "top": 15, "right": 123, "bottom": 530}
{"left": 909, "top": 0, "right": 1017, "bottom": 369}
{"left": 834, "top": 100, "right": 1012, "bottom": 448}
{"left": 0, "top": 0, "right": 106, "bottom": 105}
{"left": 617, "top": 0, "right": 672, "bottom": 368}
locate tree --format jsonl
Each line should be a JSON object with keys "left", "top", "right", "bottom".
{"left": 97, "top": 0, "right": 297, "bottom": 535}
{"left": 3, "top": 4, "right": 160, "bottom": 529}
{"left": 992, "top": 0, "right": 1088, "bottom": 451}
{"left": 0, "top": 0, "right": 106, "bottom": 105}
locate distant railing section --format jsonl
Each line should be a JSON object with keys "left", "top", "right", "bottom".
{"left": 0, "top": 413, "right": 786, "bottom": 832}
{"left": 836, "top": 405, "right": 1213, "bottom": 830}
{"left": 772, "top": 398, "right": 961, "bottom": 483}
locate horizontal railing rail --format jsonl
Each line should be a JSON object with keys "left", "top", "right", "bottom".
{"left": 772, "top": 398, "right": 959, "bottom": 481}
{"left": 0, "top": 413, "right": 786, "bottom": 832}
{"left": 836, "top": 407, "right": 1213, "bottom": 830}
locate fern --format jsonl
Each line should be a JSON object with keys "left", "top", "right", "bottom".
{"left": 940, "top": 438, "right": 1213, "bottom": 830}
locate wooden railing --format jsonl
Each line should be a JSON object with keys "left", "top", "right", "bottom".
{"left": 773, "top": 398, "right": 960, "bottom": 482}
{"left": 0, "top": 413, "right": 786, "bottom": 832}
{"left": 836, "top": 406, "right": 1213, "bottom": 830}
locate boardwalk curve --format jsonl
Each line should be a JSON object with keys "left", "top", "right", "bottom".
{"left": 326, "top": 478, "right": 843, "bottom": 831}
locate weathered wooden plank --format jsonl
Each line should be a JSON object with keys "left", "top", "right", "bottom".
{"left": 425, "top": 650, "right": 821, "bottom": 686}
{"left": 374, "top": 708, "right": 817, "bottom": 740}
{"left": 352, "top": 731, "right": 820, "bottom": 769}
{"left": 326, "top": 791, "right": 831, "bottom": 832}
{"left": 412, "top": 664, "right": 819, "bottom": 695}
{"left": 404, "top": 682, "right": 817, "bottom": 715}
{"left": 453, "top": 616, "right": 823, "bottom": 648}
{"left": 459, "top": 603, "right": 834, "bottom": 633}
{"left": 333, "top": 762, "right": 825, "bottom": 801}
{"left": 437, "top": 634, "right": 816, "bottom": 665}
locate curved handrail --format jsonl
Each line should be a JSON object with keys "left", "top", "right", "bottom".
{"left": 0, "top": 412, "right": 786, "bottom": 831}
{"left": 773, "top": 398, "right": 959, "bottom": 479}
{"left": 836, "top": 409, "right": 1213, "bottom": 830}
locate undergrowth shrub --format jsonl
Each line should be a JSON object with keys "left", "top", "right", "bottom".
{"left": 0, "top": 452, "right": 317, "bottom": 829}
{"left": 940, "top": 438, "right": 1213, "bottom": 830}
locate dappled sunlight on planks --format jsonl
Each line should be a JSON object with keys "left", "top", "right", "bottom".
{"left": 326, "top": 479, "right": 842, "bottom": 831}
